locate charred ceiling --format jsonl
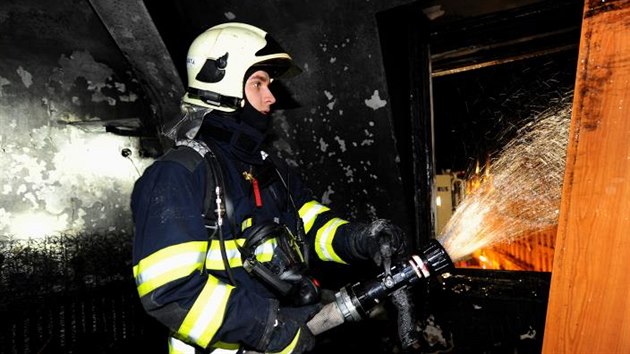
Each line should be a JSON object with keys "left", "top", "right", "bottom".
{"left": 429, "top": 0, "right": 583, "bottom": 77}
{"left": 427, "top": 0, "right": 582, "bottom": 173}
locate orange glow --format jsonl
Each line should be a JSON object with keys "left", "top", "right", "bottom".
{"left": 454, "top": 217, "right": 557, "bottom": 271}
{"left": 453, "top": 156, "right": 557, "bottom": 272}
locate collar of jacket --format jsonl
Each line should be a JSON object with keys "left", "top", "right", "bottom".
{"left": 197, "top": 109, "right": 269, "bottom": 165}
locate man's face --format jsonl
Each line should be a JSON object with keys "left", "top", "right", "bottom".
{"left": 244, "top": 70, "right": 276, "bottom": 115}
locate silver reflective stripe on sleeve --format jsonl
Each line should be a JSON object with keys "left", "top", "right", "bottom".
{"left": 133, "top": 241, "right": 207, "bottom": 297}
{"left": 168, "top": 336, "right": 196, "bottom": 354}
{"left": 178, "top": 277, "right": 234, "bottom": 347}
{"left": 314, "top": 218, "right": 349, "bottom": 264}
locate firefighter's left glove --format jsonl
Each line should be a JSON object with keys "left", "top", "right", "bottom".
{"left": 264, "top": 304, "right": 321, "bottom": 353}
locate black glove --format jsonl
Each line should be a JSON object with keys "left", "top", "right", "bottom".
{"left": 264, "top": 304, "right": 321, "bottom": 353}
{"left": 356, "top": 219, "right": 408, "bottom": 266}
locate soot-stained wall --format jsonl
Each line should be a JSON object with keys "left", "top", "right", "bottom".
{"left": 146, "top": 0, "right": 415, "bottom": 227}
{"left": 0, "top": 0, "right": 152, "bottom": 239}
{"left": 1, "top": 0, "right": 416, "bottom": 240}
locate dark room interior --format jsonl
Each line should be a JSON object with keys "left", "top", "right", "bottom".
{"left": 1, "top": 0, "right": 629, "bottom": 353}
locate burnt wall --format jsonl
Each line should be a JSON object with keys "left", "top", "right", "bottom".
{"left": 0, "top": 0, "right": 153, "bottom": 239}
{"left": 0, "top": 1, "right": 423, "bottom": 350}
{"left": 0, "top": 1, "right": 421, "bottom": 349}
{"left": 144, "top": 0, "right": 416, "bottom": 228}
{"left": 1, "top": 0, "right": 419, "bottom": 241}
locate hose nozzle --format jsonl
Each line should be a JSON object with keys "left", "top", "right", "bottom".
{"left": 307, "top": 239, "right": 454, "bottom": 335}
{"left": 419, "top": 239, "right": 454, "bottom": 276}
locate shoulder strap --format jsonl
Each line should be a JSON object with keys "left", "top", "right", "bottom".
{"left": 174, "top": 139, "right": 221, "bottom": 227}
{"left": 159, "top": 143, "right": 205, "bottom": 172}
{"left": 175, "top": 139, "right": 237, "bottom": 285}
{"left": 160, "top": 141, "right": 218, "bottom": 224}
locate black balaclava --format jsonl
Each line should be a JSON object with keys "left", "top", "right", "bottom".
{"left": 198, "top": 66, "right": 277, "bottom": 164}
{"left": 240, "top": 99, "right": 271, "bottom": 132}
{"left": 198, "top": 99, "right": 271, "bottom": 165}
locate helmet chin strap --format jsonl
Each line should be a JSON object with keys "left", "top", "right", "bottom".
{"left": 186, "top": 87, "right": 241, "bottom": 110}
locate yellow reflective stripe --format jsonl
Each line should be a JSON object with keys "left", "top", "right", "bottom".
{"left": 298, "top": 200, "right": 330, "bottom": 234}
{"left": 168, "top": 336, "right": 196, "bottom": 354}
{"left": 315, "top": 218, "right": 349, "bottom": 264}
{"left": 169, "top": 336, "right": 240, "bottom": 354}
{"left": 205, "top": 238, "right": 277, "bottom": 270}
{"left": 270, "top": 328, "right": 301, "bottom": 354}
{"left": 241, "top": 217, "right": 253, "bottom": 230}
{"left": 169, "top": 337, "right": 242, "bottom": 354}
{"left": 179, "top": 277, "right": 234, "bottom": 348}
{"left": 204, "top": 239, "right": 244, "bottom": 269}
{"left": 134, "top": 241, "right": 207, "bottom": 297}
{"left": 213, "top": 341, "right": 241, "bottom": 351}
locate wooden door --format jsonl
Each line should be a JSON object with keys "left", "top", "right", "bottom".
{"left": 543, "top": 1, "right": 630, "bottom": 353}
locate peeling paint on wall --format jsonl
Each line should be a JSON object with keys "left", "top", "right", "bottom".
{"left": 16, "top": 66, "right": 32, "bottom": 88}
{"left": 0, "top": 76, "right": 10, "bottom": 97}
{"left": 321, "top": 184, "right": 335, "bottom": 205}
{"left": 334, "top": 136, "right": 346, "bottom": 152}
{"left": 0, "top": 76, "right": 149, "bottom": 240}
{"left": 324, "top": 90, "right": 336, "bottom": 110}
{"left": 53, "top": 51, "right": 113, "bottom": 93}
{"left": 1, "top": 3, "right": 152, "bottom": 240}
{"left": 365, "top": 89, "right": 387, "bottom": 110}
{"left": 318, "top": 137, "right": 328, "bottom": 152}
{"left": 0, "top": 121, "right": 151, "bottom": 239}
{"left": 343, "top": 164, "right": 354, "bottom": 183}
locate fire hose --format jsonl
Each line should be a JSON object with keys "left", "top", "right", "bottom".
{"left": 244, "top": 240, "right": 453, "bottom": 353}
{"left": 305, "top": 239, "right": 453, "bottom": 336}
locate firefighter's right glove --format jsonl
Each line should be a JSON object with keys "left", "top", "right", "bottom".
{"left": 264, "top": 304, "right": 321, "bottom": 353}
{"left": 350, "top": 219, "right": 408, "bottom": 266}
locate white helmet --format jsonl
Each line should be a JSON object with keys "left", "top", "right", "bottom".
{"left": 183, "top": 22, "right": 295, "bottom": 112}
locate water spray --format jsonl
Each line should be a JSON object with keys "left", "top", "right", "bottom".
{"left": 438, "top": 103, "right": 571, "bottom": 263}
{"left": 306, "top": 239, "right": 453, "bottom": 335}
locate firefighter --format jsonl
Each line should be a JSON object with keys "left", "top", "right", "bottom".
{"left": 131, "top": 22, "right": 407, "bottom": 354}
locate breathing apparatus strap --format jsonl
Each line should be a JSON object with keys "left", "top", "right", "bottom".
{"left": 176, "top": 139, "right": 238, "bottom": 285}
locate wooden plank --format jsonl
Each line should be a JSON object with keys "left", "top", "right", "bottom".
{"left": 543, "top": 0, "right": 630, "bottom": 353}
